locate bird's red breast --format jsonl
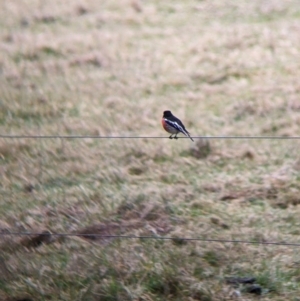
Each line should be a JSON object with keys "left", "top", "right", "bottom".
{"left": 161, "top": 118, "right": 167, "bottom": 131}
{"left": 162, "top": 118, "right": 178, "bottom": 134}
{"left": 162, "top": 118, "right": 171, "bottom": 133}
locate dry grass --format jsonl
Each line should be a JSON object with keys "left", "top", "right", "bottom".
{"left": 1, "top": 0, "right": 300, "bottom": 300}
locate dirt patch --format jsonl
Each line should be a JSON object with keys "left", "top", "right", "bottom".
{"left": 19, "top": 230, "right": 53, "bottom": 248}
{"left": 0, "top": 229, "right": 54, "bottom": 253}
{"left": 77, "top": 201, "right": 172, "bottom": 243}
{"left": 220, "top": 183, "right": 300, "bottom": 208}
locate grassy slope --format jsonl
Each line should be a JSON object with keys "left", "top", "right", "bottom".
{"left": 1, "top": 0, "right": 300, "bottom": 300}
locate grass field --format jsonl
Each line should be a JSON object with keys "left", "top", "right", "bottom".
{"left": 1, "top": 0, "right": 300, "bottom": 300}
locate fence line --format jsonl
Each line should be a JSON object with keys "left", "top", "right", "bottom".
{"left": 2, "top": 231, "right": 300, "bottom": 247}
{"left": 1, "top": 135, "right": 300, "bottom": 140}
{"left": 1, "top": 134, "right": 299, "bottom": 248}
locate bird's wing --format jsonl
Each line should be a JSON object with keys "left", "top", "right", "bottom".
{"left": 164, "top": 119, "right": 189, "bottom": 136}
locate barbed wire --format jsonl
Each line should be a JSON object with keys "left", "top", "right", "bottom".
{"left": 0, "top": 134, "right": 300, "bottom": 140}
{"left": 2, "top": 231, "right": 300, "bottom": 247}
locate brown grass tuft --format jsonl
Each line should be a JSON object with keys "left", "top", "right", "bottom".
{"left": 189, "top": 138, "right": 212, "bottom": 159}
{"left": 19, "top": 231, "right": 53, "bottom": 249}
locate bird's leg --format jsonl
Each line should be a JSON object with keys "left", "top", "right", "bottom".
{"left": 169, "top": 134, "right": 173, "bottom": 139}
{"left": 174, "top": 134, "right": 178, "bottom": 140}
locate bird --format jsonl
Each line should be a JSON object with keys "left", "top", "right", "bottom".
{"left": 161, "top": 110, "right": 194, "bottom": 141}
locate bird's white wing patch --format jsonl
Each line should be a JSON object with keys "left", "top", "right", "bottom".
{"left": 165, "top": 119, "right": 188, "bottom": 136}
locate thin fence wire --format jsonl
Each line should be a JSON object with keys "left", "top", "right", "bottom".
{"left": 1, "top": 135, "right": 299, "bottom": 248}
{"left": 1, "top": 135, "right": 300, "bottom": 139}
{"left": 2, "top": 232, "right": 300, "bottom": 247}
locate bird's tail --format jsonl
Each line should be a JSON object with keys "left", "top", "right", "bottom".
{"left": 188, "top": 134, "right": 194, "bottom": 142}
{"left": 182, "top": 130, "right": 194, "bottom": 142}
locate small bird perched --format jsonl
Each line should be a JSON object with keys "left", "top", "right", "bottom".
{"left": 161, "top": 110, "right": 194, "bottom": 141}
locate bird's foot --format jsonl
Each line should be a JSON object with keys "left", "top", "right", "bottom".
{"left": 169, "top": 136, "right": 173, "bottom": 139}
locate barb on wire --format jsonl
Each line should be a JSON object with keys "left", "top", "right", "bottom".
{"left": 0, "top": 134, "right": 300, "bottom": 140}
{"left": 2, "top": 231, "right": 300, "bottom": 247}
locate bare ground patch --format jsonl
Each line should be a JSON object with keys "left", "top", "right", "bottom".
{"left": 78, "top": 200, "right": 173, "bottom": 243}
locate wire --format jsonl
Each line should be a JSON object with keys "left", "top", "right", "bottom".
{"left": 2, "top": 231, "right": 300, "bottom": 247}
{"left": 0, "top": 135, "right": 300, "bottom": 140}
{"left": 1, "top": 133, "right": 299, "bottom": 247}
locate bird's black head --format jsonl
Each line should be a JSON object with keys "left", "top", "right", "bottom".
{"left": 163, "top": 110, "right": 172, "bottom": 118}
